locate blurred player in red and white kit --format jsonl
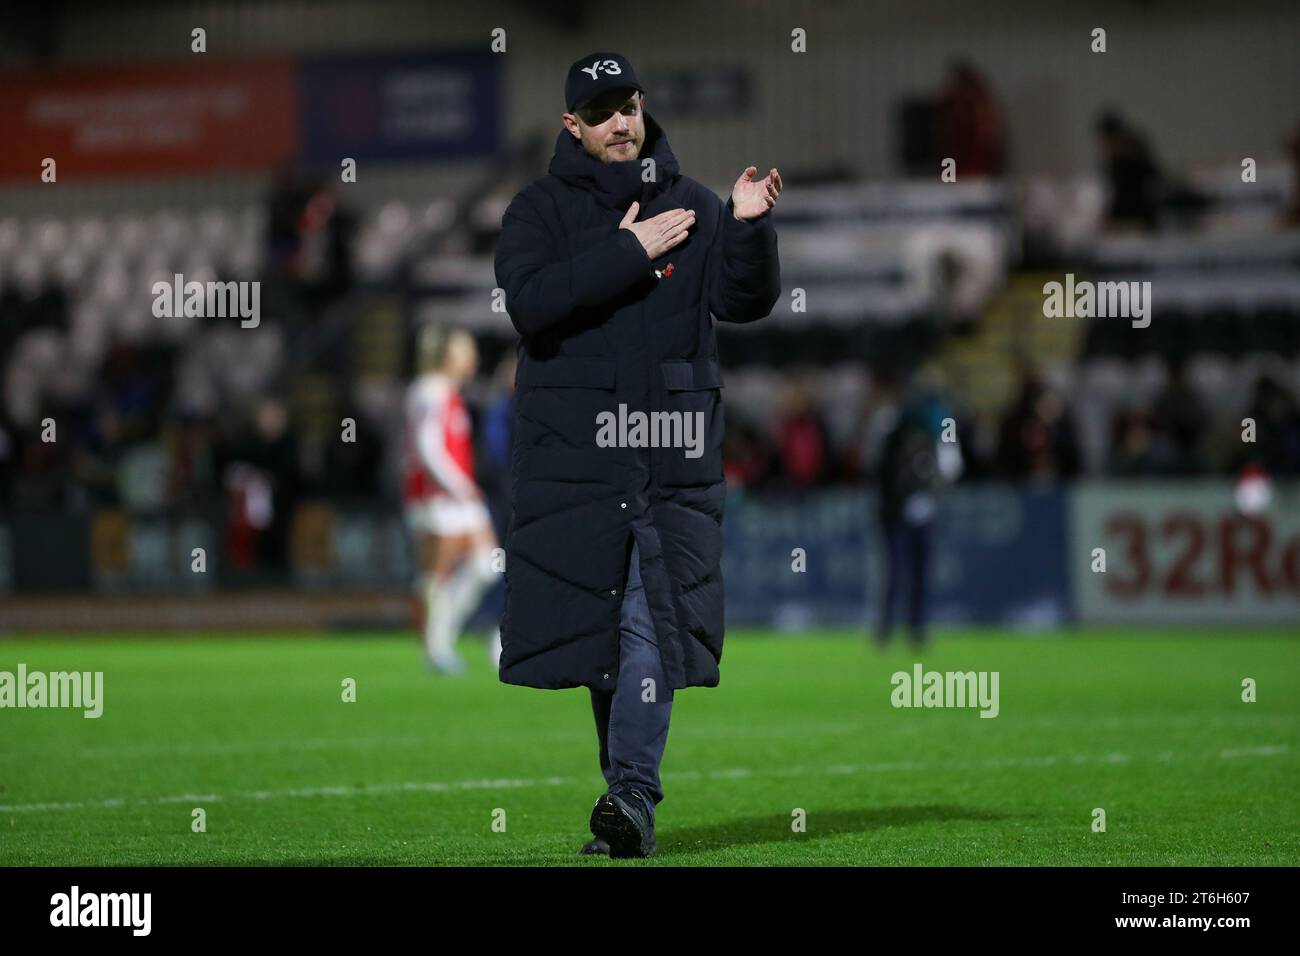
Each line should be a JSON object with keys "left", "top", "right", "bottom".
{"left": 403, "top": 325, "right": 502, "bottom": 674}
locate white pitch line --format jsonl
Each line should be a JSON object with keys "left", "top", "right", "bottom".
{"left": 0, "top": 722, "right": 870, "bottom": 764}
{"left": 1, "top": 715, "right": 1292, "bottom": 765}
{"left": 0, "top": 744, "right": 1288, "bottom": 815}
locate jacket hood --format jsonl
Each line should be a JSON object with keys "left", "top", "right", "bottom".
{"left": 548, "top": 109, "right": 681, "bottom": 211}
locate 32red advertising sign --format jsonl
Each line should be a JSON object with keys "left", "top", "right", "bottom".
{"left": 1072, "top": 483, "right": 1300, "bottom": 623}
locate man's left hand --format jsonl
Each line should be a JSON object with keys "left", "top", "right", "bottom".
{"left": 731, "top": 166, "right": 783, "bottom": 221}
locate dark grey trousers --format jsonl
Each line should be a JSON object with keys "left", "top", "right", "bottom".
{"left": 589, "top": 539, "right": 674, "bottom": 824}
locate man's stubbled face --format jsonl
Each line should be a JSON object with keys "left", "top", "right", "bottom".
{"left": 565, "top": 89, "right": 645, "bottom": 164}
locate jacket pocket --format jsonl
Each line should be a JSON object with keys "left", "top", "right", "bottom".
{"left": 517, "top": 355, "right": 617, "bottom": 389}
{"left": 660, "top": 357, "right": 723, "bottom": 391}
{"left": 512, "top": 355, "right": 620, "bottom": 491}
{"left": 656, "top": 358, "right": 725, "bottom": 488}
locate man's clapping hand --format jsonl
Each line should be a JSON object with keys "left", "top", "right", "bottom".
{"left": 731, "top": 166, "right": 782, "bottom": 221}
{"left": 619, "top": 202, "right": 696, "bottom": 259}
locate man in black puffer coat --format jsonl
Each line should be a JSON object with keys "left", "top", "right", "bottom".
{"left": 493, "top": 52, "right": 781, "bottom": 857}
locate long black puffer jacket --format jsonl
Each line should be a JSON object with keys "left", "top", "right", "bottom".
{"left": 493, "top": 109, "right": 780, "bottom": 691}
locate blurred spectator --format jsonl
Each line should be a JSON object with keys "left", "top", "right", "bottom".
{"left": 320, "top": 405, "right": 383, "bottom": 497}
{"left": 217, "top": 398, "right": 300, "bottom": 573}
{"left": 298, "top": 179, "right": 356, "bottom": 302}
{"left": 1097, "top": 109, "right": 1209, "bottom": 231}
{"left": 874, "top": 369, "right": 962, "bottom": 649}
{"left": 1150, "top": 359, "right": 1207, "bottom": 474}
{"left": 267, "top": 162, "right": 317, "bottom": 276}
{"left": 64, "top": 344, "right": 170, "bottom": 507}
{"left": 1106, "top": 407, "right": 1157, "bottom": 477}
{"left": 995, "top": 370, "right": 1080, "bottom": 481}
{"left": 164, "top": 413, "right": 219, "bottom": 510}
{"left": 1284, "top": 118, "right": 1300, "bottom": 227}
{"left": 70, "top": 403, "right": 129, "bottom": 507}
{"left": 1096, "top": 110, "right": 1163, "bottom": 231}
{"left": 938, "top": 60, "right": 1005, "bottom": 178}
{"left": 266, "top": 162, "right": 357, "bottom": 317}
{"left": 771, "top": 380, "right": 834, "bottom": 489}
{"left": 0, "top": 417, "right": 13, "bottom": 506}
{"left": 723, "top": 420, "right": 775, "bottom": 492}
{"left": 10, "top": 400, "right": 69, "bottom": 510}
{"left": 99, "top": 344, "right": 165, "bottom": 442}
{"left": 855, "top": 368, "right": 901, "bottom": 479}
{"left": 1236, "top": 374, "right": 1300, "bottom": 476}
{"left": 479, "top": 350, "right": 517, "bottom": 540}
{"left": 929, "top": 248, "right": 986, "bottom": 336}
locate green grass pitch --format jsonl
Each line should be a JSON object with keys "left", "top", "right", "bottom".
{"left": 1, "top": 629, "right": 1297, "bottom": 866}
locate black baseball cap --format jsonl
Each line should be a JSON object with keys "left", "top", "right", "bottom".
{"left": 564, "top": 52, "right": 644, "bottom": 113}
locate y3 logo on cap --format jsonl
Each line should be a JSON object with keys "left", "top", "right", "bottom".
{"left": 581, "top": 59, "right": 623, "bottom": 80}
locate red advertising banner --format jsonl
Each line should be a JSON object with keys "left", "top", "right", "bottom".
{"left": 0, "top": 59, "right": 298, "bottom": 180}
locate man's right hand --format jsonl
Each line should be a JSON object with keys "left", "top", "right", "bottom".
{"left": 619, "top": 202, "right": 695, "bottom": 260}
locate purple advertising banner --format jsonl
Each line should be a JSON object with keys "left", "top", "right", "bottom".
{"left": 298, "top": 50, "right": 501, "bottom": 164}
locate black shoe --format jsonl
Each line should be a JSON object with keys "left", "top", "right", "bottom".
{"left": 579, "top": 837, "right": 610, "bottom": 855}
{"left": 589, "top": 792, "right": 656, "bottom": 858}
